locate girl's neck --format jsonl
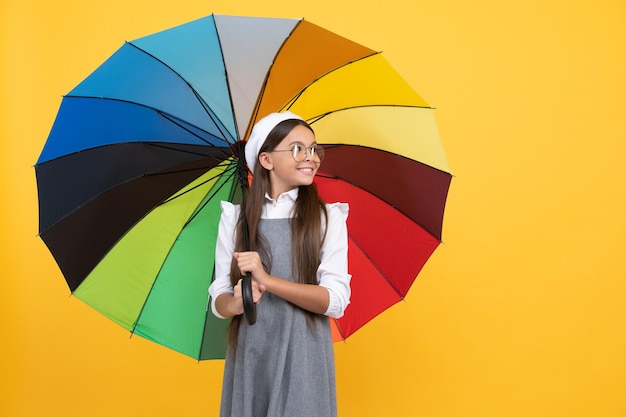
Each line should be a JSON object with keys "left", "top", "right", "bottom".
{"left": 268, "top": 185, "right": 298, "bottom": 201}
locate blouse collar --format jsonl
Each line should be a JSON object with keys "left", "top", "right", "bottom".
{"left": 264, "top": 187, "right": 299, "bottom": 204}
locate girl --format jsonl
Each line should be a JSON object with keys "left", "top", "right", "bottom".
{"left": 209, "top": 111, "right": 351, "bottom": 417}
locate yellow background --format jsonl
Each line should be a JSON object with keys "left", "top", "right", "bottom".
{"left": 2, "top": 0, "right": 625, "bottom": 416}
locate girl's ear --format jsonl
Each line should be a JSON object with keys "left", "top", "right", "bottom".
{"left": 258, "top": 152, "right": 273, "bottom": 170}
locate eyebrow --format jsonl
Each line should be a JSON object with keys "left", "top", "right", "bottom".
{"left": 287, "top": 140, "right": 318, "bottom": 147}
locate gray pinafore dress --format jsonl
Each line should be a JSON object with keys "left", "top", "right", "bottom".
{"left": 219, "top": 218, "right": 337, "bottom": 417}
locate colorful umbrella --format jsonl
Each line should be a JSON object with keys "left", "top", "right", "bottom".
{"left": 35, "top": 14, "right": 452, "bottom": 360}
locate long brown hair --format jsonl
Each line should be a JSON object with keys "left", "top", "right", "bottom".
{"left": 228, "top": 119, "right": 328, "bottom": 349}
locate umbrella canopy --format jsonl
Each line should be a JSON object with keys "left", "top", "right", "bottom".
{"left": 36, "top": 14, "right": 452, "bottom": 360}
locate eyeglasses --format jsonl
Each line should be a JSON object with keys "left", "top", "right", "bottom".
{"left": 270, "top": 143, "right": 325, "bottom": 162}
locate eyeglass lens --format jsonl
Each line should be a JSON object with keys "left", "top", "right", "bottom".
{"left": 292, "top": 144, "right": 325, "bottom": 162}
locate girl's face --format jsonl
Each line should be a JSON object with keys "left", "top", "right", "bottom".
{"left": 260, "top": 124, "right": 321, "bottom": 199}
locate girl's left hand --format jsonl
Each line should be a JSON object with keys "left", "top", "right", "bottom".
{"left": 234, "top": 251, "right": 270, "bottom": 287}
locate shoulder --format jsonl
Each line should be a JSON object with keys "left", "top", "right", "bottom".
{"left": 219, "top": 201, "right": 241, "bottom": 222}
{"left": 324, "top": 202, "right": 349, "bottom": 222}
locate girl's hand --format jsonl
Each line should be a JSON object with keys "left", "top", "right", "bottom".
{"left": 215, "top": 278, "right": 265, "bottom": 318}
{"left": 234, "top": 251, "right": 270, "bottom": 287}
{"left": 232, "top": 278, "right": 265, "bottom": 312}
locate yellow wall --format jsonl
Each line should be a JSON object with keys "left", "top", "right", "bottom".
{"left": 2, "top": 0, "right": 625, "bottom": 416}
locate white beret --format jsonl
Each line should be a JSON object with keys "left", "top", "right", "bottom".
{"left": 245, "top": 111, "right": 303, "bottom": 172}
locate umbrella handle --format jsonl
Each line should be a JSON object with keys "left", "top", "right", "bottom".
{"left": 236, "top": 150, "right": 256, "bottom": 325}
{"left": 241, "top": 273, "right": 257, "bottom": 325}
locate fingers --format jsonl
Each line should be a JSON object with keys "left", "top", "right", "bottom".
{"left": 234, "top": 251, "right": 264, "bottom": 278}
{"left": 234, "top": 277, "right": 265, "bottom": 305}
{"left": 252, "top": 281, "right": 265, "bottom": 304}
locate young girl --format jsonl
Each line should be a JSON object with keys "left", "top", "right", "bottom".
{"left": 209, "top": 112, "right": 351, "bottom": 417}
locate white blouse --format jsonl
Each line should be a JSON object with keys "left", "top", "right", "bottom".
{"left": 209, "top": 188, "right": 351, "bottom": 319}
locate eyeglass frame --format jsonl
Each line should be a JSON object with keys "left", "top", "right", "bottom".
{"left": 268, "top": 143, "right": 325, "bottom": 162}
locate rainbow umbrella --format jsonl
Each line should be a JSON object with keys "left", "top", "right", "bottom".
{"left": 35, "top": 14, "right": 452, "bottom": 360}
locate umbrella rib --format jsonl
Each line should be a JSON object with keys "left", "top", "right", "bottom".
{"left": 143, "top": 163, "right": 221, "bottom": 178}
{"left": 155, "top": 111, "right": 240, "bottom": 164}
{"left": 144, "top": 142, "right": 227, "bottom": 160}
{"left": 347, "top": 234, "right": 405, "bottom": 301}
{"left": 318, "top": 141, "right": 450, "bottom": 175}
{"left": 158, "top": 110, "right": 234, "bottom": 150}
{"left": 307, "top": 104, "right": 434, "bottom": 126}
{"left": 158, "top": 161, "right": 237, "bottom": 207}
{"left": 181, "top": 165, "right": 238, "bottom": 227}
{"left": 332, "top": 318, "right": 347, "bottom": 342}
{"left": 197, "top": 278, "right": 215, "bottom": 361}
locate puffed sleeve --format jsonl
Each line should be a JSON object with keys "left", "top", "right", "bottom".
{"left": 208, "top": 201, "right": 240, "bottom": 319}
{"left": 317, "top": 202, "right": 351, "bottom": 318}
